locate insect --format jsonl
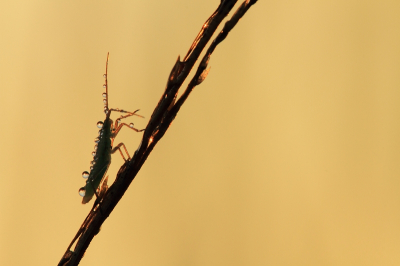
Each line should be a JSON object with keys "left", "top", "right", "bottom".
{"left": 78, "top": 53, "right": 144, "bottom": 204}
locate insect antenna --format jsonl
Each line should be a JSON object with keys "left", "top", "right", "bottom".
{"left": 103, "top": 52, "right": 110, "bottom": 112}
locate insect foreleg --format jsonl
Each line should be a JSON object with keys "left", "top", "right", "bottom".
{"left": 110, "top": 108, "right": 143, "bottom": 117}
{"left": 114, "top": 122, "right": 145, "bottom": 136}
{"left": 110, "top": 108, "right": 145, "bottom": 136}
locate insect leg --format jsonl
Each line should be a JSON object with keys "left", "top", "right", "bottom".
{"left": 108, "top": 109, "right": 144, "bottom": 161}
{"left": 114, "top": 122, "right": 145, "bottom": 136}
{"left": 111, "top": 143, "right": 130, "bottom": 161}
{"left": 111, "top": 109, "right": 144, "bottom": 136}
{"left": 92, "top": 176, "right": 109, "bottom": 216}
{"left": 110, "top": 108, "right": 144, "bottom": 118}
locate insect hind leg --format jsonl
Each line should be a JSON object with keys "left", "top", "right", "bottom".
{"left": 112, "top": 143, "right": 131, "bottom": 161}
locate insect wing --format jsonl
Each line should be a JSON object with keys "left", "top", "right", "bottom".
{"left": 82, "top": 163, "right": 110, "bottom": 204}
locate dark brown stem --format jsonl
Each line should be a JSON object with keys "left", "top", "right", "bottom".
{"left": 58, "top": 1, "right": 257, "bottom": 265}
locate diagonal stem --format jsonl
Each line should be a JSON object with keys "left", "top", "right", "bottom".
{"left": 58, "top": 1, "right": 257, "bottom": 265}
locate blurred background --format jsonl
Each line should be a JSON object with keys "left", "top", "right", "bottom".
{"left": 1, "top": 0, "right": 399, "bottom": 265}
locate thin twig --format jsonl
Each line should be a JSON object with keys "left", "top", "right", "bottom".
{"left": 58, "top": 1, "right": 257, "bottom": 265}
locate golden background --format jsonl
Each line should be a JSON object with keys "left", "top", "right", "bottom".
{"left": 1, "top": 0, "right": 399, "bottom": 265}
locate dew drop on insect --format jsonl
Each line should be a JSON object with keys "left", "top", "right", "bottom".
{"left": 102, "top": 93, "right": 107, "bottom": 98}
{"left": 97, "top": 121, "right": 103, "bottom": 128}
{"left": 82, "top": 171, "right": 89, "bottom": 179}
{"left": 92, "top": 151, "right": 96, "bottom": 156}
{"left": 78, "top": 187, "right": 86, "bottom": 197}
{"left": 104, "top": 109, "right": 108, "bottom": 114}
{"left": 94, "top": 137, "right": 100, "bottom": 143}
{"left": 90, "top": 160, "right": 96, "bottom": 166}
{"left": 129, "top": 123, "right": 134, "bottom": 128}
{"left": 94, "top": 144, "right": 98, "bottom": 150}
{"left": 103, "top": 84, "right": 106, "bottom": 88}
{"left": 103, "top": 74, "right": 107, "bottom": 78}
{"left": 90, "top": 166, "right": 94, "bottom": 170}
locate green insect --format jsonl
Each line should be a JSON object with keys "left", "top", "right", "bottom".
{"left": 78, "top": 53, "right": 144, "bottom": 204}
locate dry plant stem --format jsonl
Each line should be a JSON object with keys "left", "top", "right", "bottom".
{"left": 58, "top": 1, "right": 257, "bottom": 265}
